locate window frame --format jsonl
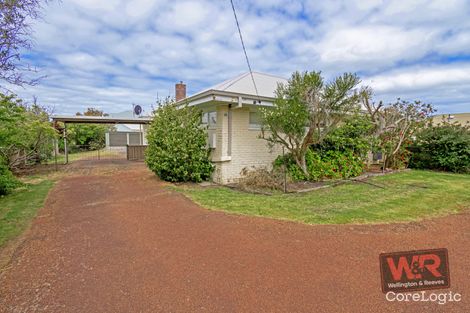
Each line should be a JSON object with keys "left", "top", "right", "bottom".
{"left": 248, "top": 111, "right": 262, "bottom": 129}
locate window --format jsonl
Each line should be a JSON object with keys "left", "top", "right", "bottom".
{"left": 209, "top": 112, "right": 217, "bottom": 127}
{"left": 249, "top": 112, "right": 261, "bottom": 129}
{"left": 201, "top": 112, "right": 209, "bottom": 124}
{"left": 202, "top": 111, "right": 217, "bottom": 128}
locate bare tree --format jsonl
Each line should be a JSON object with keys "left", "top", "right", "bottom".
{"left": 0, "top": 0, "right": 48, "bottom": 87}
{"left": 361, "top": 89, "right": 434, "bottom": 170}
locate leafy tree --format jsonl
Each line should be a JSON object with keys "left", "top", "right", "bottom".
{"left": 0, "top": 93, "right": 56, "bottom": 169}
{"left": 260, "top": 71, "right": 362, "bottom": 177}
{"left": 409, "top": 122, "right": 470, "bottom": 173}
{"left": 76, "top": 107, "right": 109, "bottom": 117}
{"left": 0, "top": 0, "right": 49, "bottom": 87}
{"left": 65, "top": 108, "right": 111, "bottom": 150}
{"left": 145, "top": 98, "right": 213, "bottom": 182}
{"left": 66, "top": 124, "right": 107, "bottom": 150}
{"left": 361, "top": 91, "right": 434, "bottom": 169}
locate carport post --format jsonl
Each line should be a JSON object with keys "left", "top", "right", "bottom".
{"left": 54, "top": 138, "right": 58, "bottom": 171}
{"left": 64, "top": 123, "right": 68, "bottom": 164}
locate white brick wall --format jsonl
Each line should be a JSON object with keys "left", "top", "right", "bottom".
{"left": 209, "top": 105, "right": 282, "bottom": 184}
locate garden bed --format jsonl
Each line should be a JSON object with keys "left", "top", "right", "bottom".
{"left": 176, "top": 170, "right": 470, "bottom": 225}
{"left": 225, "top": 168, "right": 411, "bottom": 195}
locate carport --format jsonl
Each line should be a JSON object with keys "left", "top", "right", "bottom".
{"left": 52, "top": 115, "right": 152, "bottom": 163}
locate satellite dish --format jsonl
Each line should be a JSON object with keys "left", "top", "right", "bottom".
{"left": 133, "top": 104, "right": 142, "bottom": 116}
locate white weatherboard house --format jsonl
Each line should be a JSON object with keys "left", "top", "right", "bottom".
{"left": 176, "top": 72, "right": 287, "bottom": 184}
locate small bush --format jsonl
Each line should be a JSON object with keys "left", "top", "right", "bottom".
{"left": 145, "top": 100, "right": 214, "bottom": 182}
{"left": 311, "top": 150, "right": 365, "bottom": 179}
{"left": 409, "top": 122, "right": 470, "bottom": 173}
{"left": 238, "top": 166, "right": 286, "bottom": 191}
{"left": 275, "top": 149, "right": 365, "bottom": 181}
{"left": 0, "top": 161, "right": 20, "bottom": 195}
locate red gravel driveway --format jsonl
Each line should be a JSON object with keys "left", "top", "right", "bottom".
{"left": 0, "top": 161, "right": 468, "bottom": 312}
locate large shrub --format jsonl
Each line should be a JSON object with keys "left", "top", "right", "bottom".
{"left": 409, "top": 122, "right": 470, "bottom": 173}
{"left": 313, "top": 114, "right": 374, "bottom": 158}
{"left": 145, "top": 100, "right": 213, "bottom": 182}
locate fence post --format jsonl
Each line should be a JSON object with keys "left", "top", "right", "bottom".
{"left": 64, "top": 123, "right": 68, "bottom": 164}
{"left": 283, "top": 147, "right": 287, "bottom": 193}
{"left": 98, "top": 149, "right": 100, "bottom": 160}
{"left": 54, "top": 138, "right": 58, "bottom": 171}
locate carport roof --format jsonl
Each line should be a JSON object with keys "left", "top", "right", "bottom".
{"left": 52, "top": 115, "right": 152, "bottom": 124}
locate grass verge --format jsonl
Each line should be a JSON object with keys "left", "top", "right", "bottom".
{"left": 177, "top": 170, "right": 470, "bottom": 224}
{"left": 0, "top": 179, "right": 54, "bottom": 248}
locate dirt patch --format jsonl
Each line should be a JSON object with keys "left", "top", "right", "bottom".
{"left": 0, "top": 161, "right": 468, "bottom": 312}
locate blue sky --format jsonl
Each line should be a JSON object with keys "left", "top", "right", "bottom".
{"left": 9, "top": 0, "right": 470, "bottom": 114}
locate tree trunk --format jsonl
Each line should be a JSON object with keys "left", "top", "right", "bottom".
{"left": 382, "top": 153, "right": 387, "bottom": 173}
{"left": 294, "top": 152, "right": 309, "bottom": 178}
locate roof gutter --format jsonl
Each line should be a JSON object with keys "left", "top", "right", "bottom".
{"left": 176, "top": 89, "right": 276, "bottom": 107}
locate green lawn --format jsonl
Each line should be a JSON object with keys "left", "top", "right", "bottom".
{"left": 178, "top": 170, "right": 470, "bottom": 224}
{"left": 0, "top": 179, "right": 54, "bottom": 248}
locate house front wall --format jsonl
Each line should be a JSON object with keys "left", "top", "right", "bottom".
{"left": 205, "top": 103, "right": 282, "bottom": 184}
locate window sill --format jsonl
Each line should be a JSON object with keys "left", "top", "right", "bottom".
{"left": 212, "top": 156, "right": 232, "bottom": 162}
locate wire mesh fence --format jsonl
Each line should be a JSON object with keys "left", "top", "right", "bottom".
{"left": 43, "top": 145, "right": 127, "bottom": 166}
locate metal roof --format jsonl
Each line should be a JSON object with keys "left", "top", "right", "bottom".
{"left": 178, "top": 72, "right": 288, "bottom": 107}
{"left": 200, "top": 71, "right": 287, "bottom": 98}
{"left": 52, "top": 115, "right": 152, "bottom": 124}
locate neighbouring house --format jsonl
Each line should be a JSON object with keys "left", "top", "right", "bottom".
{"left": 105, "top": 111, "right": 148, "bottom": 148}
{"left": 432, "top": 113, "right": 470, "bottom": 125}
{"left": 175, "top": 72, "right": 287, "bottom": 184}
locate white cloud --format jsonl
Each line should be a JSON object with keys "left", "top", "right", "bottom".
{"left": 4, "top": 0, "right": 470, "bottom": 114}
{"left": 157, "top": 1, "right": 211, "bottom": 31}
{"left": 315, "top": 26, "right": 434, "bottom": 70}
{"left": 364, "top": 63, "right": 470, "bottom": 112}
{"left": 69, "top": 0, "right": 121, "bottom": 11}
{"left": 366, "top": 64, "right": 470, "bottom": 93}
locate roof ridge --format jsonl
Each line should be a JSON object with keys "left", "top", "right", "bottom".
{"left": 251, "top": 71, "right": 287, "bottom": 80}
{"left": 186, "top": 71, "right": 289, "bottom": 100}
{"left": 220, "top": 71, "right": 251, "bottom": 91}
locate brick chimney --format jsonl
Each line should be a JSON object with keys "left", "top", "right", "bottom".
{"left": 175, "top": 81, "right": 186, "bottom": 101}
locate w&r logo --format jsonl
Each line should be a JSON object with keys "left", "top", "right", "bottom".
{"left": 380, "top": 248, "right": 450, "bottom": 293}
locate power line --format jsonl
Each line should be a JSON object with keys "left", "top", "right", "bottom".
{"left": 229, "top": 0, "right": 260, "bottom": 101}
